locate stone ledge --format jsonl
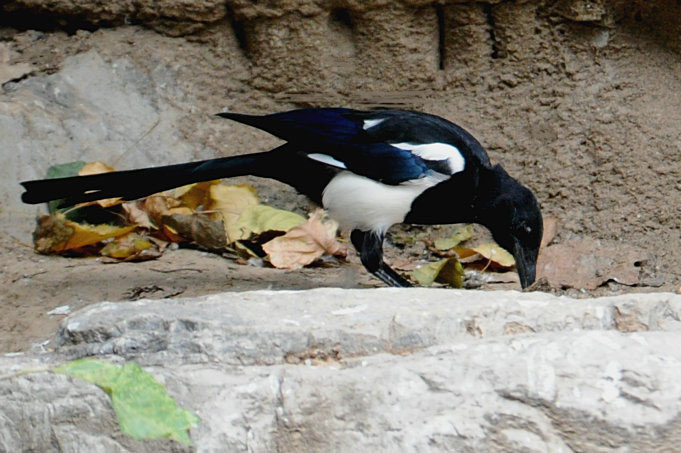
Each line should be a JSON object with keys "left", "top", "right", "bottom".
{"left": 3, "top": 288, "right": 681, "bottom": 452}
{"left": 56, "top": 288, "right": 681, "bottom": 366}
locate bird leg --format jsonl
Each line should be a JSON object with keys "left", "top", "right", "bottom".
{"left": 350, "top": 230, "right": 412, "bottom": 288}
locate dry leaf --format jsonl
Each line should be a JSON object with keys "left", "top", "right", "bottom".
{"left": 455, "top": 242, "right": 515, "bottom": 268}
{"left": 234, "top": 204, "right": 306, "bottom": 236}
{"left": 433, "top": 225, "right": 474, "bottom": 250}
{"left": 77, "top": 161, "right": 121, "bottom": 208}
{"left": 537, "top": 237, "right": 645, "bottom": 290}
{"left": 122, "top": 201, "right": 153, "bottom": 229}
{"left": 411, "top": 257, "right": 464, "bottom": 288}
{"left": 139, "top": 195, "right": 188, "bottom": 228}
{"left": 78, "top": 161, "right": 115, "bottom": 176}
{"left": 100, "top": 233, "right": 161, "bottom": 261}
{"left": 541, "top": 216, "right": 558, "bottom": 250}
{"left": 161, "top": 224, "right": 185, "bottom": 243}
{"left": 262, "top": 210, "right": 344, "bottom": 269}
{"left": 173, "top": 180, "right": 220, "bottom": 210}
{"left": 162, "top": 213, "right": 228, "bottom": 252}
{"left": 208, "top": 184, "right": 259, "bottom": 242}
{"left": 34, "top": 214, "right": 136, "bottom": 253}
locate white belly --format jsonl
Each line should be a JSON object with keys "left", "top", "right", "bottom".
{"left": 321, "top": 171, "right": 442, "bottom": 234}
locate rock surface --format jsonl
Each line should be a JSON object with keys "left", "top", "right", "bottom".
{"left": 3, "top": 288, "right": 681, "bottom": 451}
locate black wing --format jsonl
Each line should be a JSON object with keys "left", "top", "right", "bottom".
{"left": 217, "top": 108, "right": 491, "bottom": 184}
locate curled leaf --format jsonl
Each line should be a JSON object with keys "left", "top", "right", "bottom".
{"left": 262, "top": 210, "right": 344, "bottom": 269}
{"left": 122, "top": 201, "right": 153, "bottom": 229}
{"left": 455, "top": 242, "right": 515, "bottom": 268}
{"left": 162, "top": 213, "right": 227, "bottom": 252}
{"left": 411, "top": 257, "right": 464, "bottom": 288}
{"left": 34, "top": 214, "right": 136, "bottom": 253}
{"left": 100, "top": 233, "right": 161, "bottom": 261}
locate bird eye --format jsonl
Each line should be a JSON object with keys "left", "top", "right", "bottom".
{"left": 524, "top": 225, "right": 532, "bottom": 234}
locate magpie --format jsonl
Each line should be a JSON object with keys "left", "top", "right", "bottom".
{"left": 20, "top": 108, "right": 543, "bottom": 288}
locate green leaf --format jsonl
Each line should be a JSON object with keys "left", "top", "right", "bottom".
{"left": 235, "top": 204, "right": 306, "bottom": 237}
{"left": 45, "top": 161, "right": 88, "bottom": 180}
{"left": 45, "top": 161, "right": 87, "bottom": 214}
{"left": 55, "top": 358, "right": 121, "bottom": 394}
{"left": 433, "top": 225, "right": 473, "bottom": 250}
{"left": 56, "top": 359, "right": 199, "bottom": 445}
{"left": 411, "top": 257, "right": 464, "bottom": 288}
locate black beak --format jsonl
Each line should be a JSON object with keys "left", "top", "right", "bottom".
{"left": 513, "top": 241, "right": 537, "bottom": 289}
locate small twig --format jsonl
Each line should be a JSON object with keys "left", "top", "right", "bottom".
{"left": 149, "top": 268, "right": 203, "bottom": 273}
{"left": 480, "top": 257, "right": 492, "bottom": 273}
{"left": 0, "top": 366, "right": 53, "bottom": 381}
{"left": 11, "top": 270, "right": 47, "bottom": 283}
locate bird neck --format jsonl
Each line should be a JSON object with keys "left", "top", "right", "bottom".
{"left": 471, "top": 164, "right": 518, "bottom": 231}
{"left": 404, "top": 168, "right": 482, "bottom": 225}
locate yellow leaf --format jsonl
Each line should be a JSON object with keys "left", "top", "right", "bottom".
{"left": 411, "top": 257, "right": 464, "bottom": 288}
{"left": 208, "top": 184, "right": 259, "bottom": 242}
{"left": 433, "top": 225, "right": 473, "bottom": 250}
{"left": 78, "top": 161, "right": 115, "bottom": 176}
{"left": 173, "top": 180, "right": 220, "bottom": 210}
{"left": 100, "top": 233, "right": 159, "bottom": 261}
{"left": 262, "top": 210, "right": 344, "bottom": 269}
{"left": 77, "top": 162, "right": 121, "bottom": 208}
{"left": 34, "top": 214, "right": 136, "bottom": 253}
{"left": 235, "top": 205, "right": 306, "bottom": 236}
{"left": 456, "top": 242, "right": 515, "bottom": 268}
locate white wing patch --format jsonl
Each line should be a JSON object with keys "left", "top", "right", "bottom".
{"left": 322, "top": 172, "right": 441, "bottom": 234}
{"left": 392, "top": 142, "right": 465, "bottom": 174}
{"left": 307, "top": 153, "right": 347, "bottom": 169}
{"left": 362, "top": 118, "right": 386, "bottom": 130}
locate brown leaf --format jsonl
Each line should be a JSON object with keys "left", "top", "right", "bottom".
{"left": 162, "top": 213, "right": 228, "bottom": 252}
{"left": 262, "top": 210, "right": 345, "bottom": 269}
{"left": 541, "top": 216, "right": 559, "bottom": 250}
{"left": 34, "top": 214, "right": 136, "bottom": 254}
{"left": 455, "top": 243, "right": 515, "bottom": 269}
{"left": 100, "top": 233, "right": 162, "bottom": 262}
{"left": 139, "top": 195, "right": 188, "bottom": 228}
{"left": 537, "top": 237, "right": 645, "bottom": 290}
{"left": 122, "top": 201, "right": 153, "bottom": 229}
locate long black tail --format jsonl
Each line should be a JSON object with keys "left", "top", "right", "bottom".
{"left": 21, "top": 149, "right": 278, "bottom": 207}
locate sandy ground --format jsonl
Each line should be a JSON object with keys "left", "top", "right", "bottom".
{"left": 3, "top": 222, "right": 674, "bottom": 354}
{"left": 0, "top": 229, "right": 387, "bottom": 353}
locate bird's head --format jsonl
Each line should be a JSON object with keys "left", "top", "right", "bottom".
{"left": 477, "top": 165, "right": 543, "bottom": 289}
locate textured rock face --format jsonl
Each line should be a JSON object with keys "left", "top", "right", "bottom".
{"left": 3, "top": 289, "right": 681, "bottom": 451}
